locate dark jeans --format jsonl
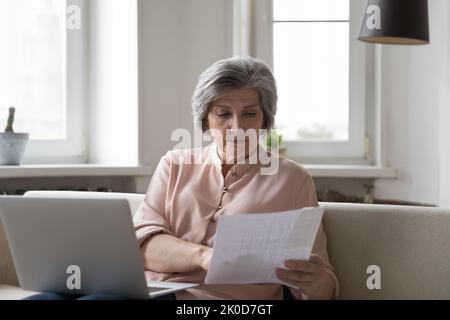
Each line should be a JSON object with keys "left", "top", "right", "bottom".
{"left": 25, "top": 286, "right": 293, "bottom": 300}
{"left": 23, "top": 292, "right": 177, "bottom": 300}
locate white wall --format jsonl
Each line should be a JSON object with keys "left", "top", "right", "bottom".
{"left": 136, "top": 0, "right": 450, "bottom": 205}
{"left": 438, "top": 2, "right": 450, "bottom": 207}
{"left": 375, "top": 0, "right": 450, "bottom": 206}
{"left": 138, "top": 0, "right": 233, "bottom": 168}
{"left": 89, "top": 0, "right": 139, "bottom": 165}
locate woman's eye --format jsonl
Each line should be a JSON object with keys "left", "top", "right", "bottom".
{"left": 217, "top": 113, "right": 230, "bottom": 118}
{"left": 245, "top": 113, "right": 257, "bottom": 117}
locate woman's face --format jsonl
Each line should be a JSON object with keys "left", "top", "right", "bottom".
{"left": 206, "top": 88, "right": 264, "bottom": 164}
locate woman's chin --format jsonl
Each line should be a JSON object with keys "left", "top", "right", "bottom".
{"left": 217, "top": 142, "right": 259, "bottom": 164}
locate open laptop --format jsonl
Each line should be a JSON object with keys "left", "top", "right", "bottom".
{"left": 0, "top": 196, "right": 197, "bottom": 299}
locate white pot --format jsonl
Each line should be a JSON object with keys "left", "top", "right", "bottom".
{"left": 0, "top": 132, "right": 29, "bottom": 165}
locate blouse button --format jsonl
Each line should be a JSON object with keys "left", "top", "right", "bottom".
{"left": 223, "top": 186, "right": 229, "bottom": 193}
{"left": 210, "top": 218, "right": 216, "bottom": 224}
{"left": 201, "top": 240, "right": 207, "bottom": 245}
{"left": 215, "top": 205, "right": 223, "bottom": 211}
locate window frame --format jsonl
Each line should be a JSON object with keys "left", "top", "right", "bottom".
{"left": 250, "top": 0, "right": 374, "bottom": 164}
{"left": 22, "top": 0, "right": 87, "bottom": 164}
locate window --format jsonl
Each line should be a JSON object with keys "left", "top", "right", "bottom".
{"left": 274, "top": 0, "right": 350, "bottom": 142}
{"left": 0, "top": 0, "right": 86, "bottom": 164}
{"left": 251, "top": 0, "right": 372, "bottom": 163}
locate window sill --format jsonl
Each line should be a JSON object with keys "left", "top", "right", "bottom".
{"left": 304, "top": 165, "right": 397, "bottom": 179}
{"left": 0, "top": 164, "right": 396, "bottom": 179}
{"left": 0, "top": 164, "right": 152, "bottom": 178}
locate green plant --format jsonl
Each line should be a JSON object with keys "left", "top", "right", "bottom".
{"left": 264, "top": 129, "right": 283, "bottom": 149}
{"left": 4, "top": 107, "right": 15, "bottom": 133}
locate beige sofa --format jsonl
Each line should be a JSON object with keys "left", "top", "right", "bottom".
{"left": 1, "top": 191, "right": 450, "bottom": 300}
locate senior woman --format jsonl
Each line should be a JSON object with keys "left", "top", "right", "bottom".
{"left": 134, "top": 56, "right": 339, "bottom": 300}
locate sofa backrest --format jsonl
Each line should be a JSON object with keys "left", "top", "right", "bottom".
{"left": 321, "top": 202, "right": 450, "bottom": 300}
{"left": 2, "top": 191, "right": 450, "bottom": 299}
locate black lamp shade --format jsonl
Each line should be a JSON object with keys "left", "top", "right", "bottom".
{"left": 358, "top": 0, "right": 429, "bottom": 45}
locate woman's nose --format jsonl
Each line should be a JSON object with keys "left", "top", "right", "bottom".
{"left": 227, "top": 116, "right": 246, "bottom": 131}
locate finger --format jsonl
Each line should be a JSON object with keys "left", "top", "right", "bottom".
{"left": 284, "top": 260, "right": 316, "bottom": 273}
{"left": 276, "top": 268, "right": 315, "bottom": 283}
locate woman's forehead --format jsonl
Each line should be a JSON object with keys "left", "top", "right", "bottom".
{"left": 214, "top": 88, "right": 260, "bottom": 106}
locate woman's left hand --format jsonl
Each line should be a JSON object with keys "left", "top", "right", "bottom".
{"left": 275, "top": 254, "right": 335, "bottom": 300}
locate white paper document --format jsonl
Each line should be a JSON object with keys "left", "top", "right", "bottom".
{"left": 205, "top": 207, "right": 324, "bottom": 285}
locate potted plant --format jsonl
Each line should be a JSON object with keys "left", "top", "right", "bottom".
{"left": 263, "top": 129, "right": 287, "bottom": 157}
{"left": 0, "top": 107, "right": 29, "bottom": 165}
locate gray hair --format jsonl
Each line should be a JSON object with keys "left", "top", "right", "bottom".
{"left": 191, "top": 56, "right": 278, "bottom": 132}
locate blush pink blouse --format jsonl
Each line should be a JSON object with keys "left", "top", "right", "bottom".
{"left": 133, "top": 142, "right": 339, "bottom": 300}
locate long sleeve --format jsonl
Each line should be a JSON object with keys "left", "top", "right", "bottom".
{"left": 133, "top": 153, "right": 173, "bottom": 247}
